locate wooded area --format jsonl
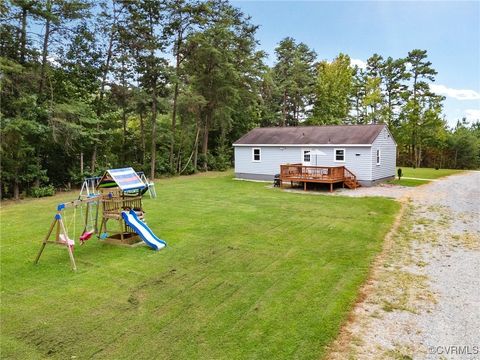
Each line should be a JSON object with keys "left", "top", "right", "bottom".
{"left": 1, "top": 0, "right": 479, "bottom": 199}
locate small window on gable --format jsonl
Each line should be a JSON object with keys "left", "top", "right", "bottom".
{"left": 334, "top": 148, "right": 345, "bottom": 162}
{"left": 252, "top": 148, "right": 261, "bottom": 162}
{"left": 376, "top": 149, "right": 381, "bottom": 165}
{"left": 303, "top": 150, "right": 311, "bottom": 162}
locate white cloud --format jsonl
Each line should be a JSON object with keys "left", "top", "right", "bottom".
{"left": 430, "top": 84, "right": 480, "bottom": 101}
{"left": 465, "top": 109, "right": 480, "bottom": 121}
{"left": 350, "top": 58, "right": 367, "bottom": 69}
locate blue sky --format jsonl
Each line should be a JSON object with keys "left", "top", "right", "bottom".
{"left": 232, "top": 0, "right": 480, "bottom": 127}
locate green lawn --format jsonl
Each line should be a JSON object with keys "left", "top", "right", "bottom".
{"left": 396, "top": 167, "right": 463, "bottom": 179}
{"left": 387, "top": 178, "right": 430, "bottom": 187}
{"left": 387, "top": 167, "right": 464, "bottom": 187}
{"left": 1, "top": 172, "right": 399, "bottom": 359}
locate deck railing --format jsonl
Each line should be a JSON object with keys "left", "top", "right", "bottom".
{"left": 279, "top": 163, "right": 358, "bottom": 190}
{"left": 280, "top": 164, "right": 345, "bottom": 182}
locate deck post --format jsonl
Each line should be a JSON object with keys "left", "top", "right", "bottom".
{"left": 304, "top": 182, "right": 307, "bottom": 191}
{"left": 330, "top": 183, "right": 333, "bottom": 192}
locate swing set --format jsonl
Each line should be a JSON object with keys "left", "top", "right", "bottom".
{"left": 36, "top": 167, "right": 161, "bottom": 271}
{"left": 34, "top": 195, "right": 100, "bottom": 271}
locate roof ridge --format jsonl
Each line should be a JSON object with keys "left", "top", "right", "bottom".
{"left": 233, "top": 124, "right": 388, "bottom": 145}
{"left": 250, "top": 124, "right": 385, "bottom": 130}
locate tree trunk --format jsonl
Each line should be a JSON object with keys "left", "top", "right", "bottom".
{"left": 91, "top": 6, "right": 116, "bottom": 172}
{"left": 150, "top": 86, "right": 158, "bottom": 180}
{"left": 90, "top": 146, "right": 98, "bottom": 173}
{"left": 281, "top": 91, "right": 287, "bottom": 126}
{"left": 170, "top": 22, "right": 185, "bottom": 171}
{"left": 38, "top": 0, "right": 51, "bottom": 96}
{"left": 180, "top": 125, "right": 200, "bottom": 175}
{"left": 14, "top": 180, "right": 20, "bottom": 200}
{"left": 193, "top": 120, "right": 199, "bottom": 173}
{"left": 34, "top": 157, "right": 41, "bottom": 187}
{"left": 122, "top": 106, "right": 127, "bottom": 164}
{"left": 169, "top": 81, "right": 179, "bottom": 170}
{"left": 176, "top": 130, "right": 183, "bottom": 173}
{"left": 201, "top": 112, "right": 210, "bottom": 171}
{"left": 80, "top": 152, "right": 84, "bottom": 175}
{"left": 20, "top": 6, "right": 28, "bottom": 63}
{"left": 139, "top": 112, "right": 146, "bottom": 167}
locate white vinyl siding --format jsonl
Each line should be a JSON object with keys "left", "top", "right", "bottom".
{"left": 234, "top": 145, "right": 373, "bottom": 181}
{"left": 371, "top": 127, "right": 396, "bottom": 180}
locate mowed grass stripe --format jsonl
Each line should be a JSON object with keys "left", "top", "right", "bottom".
{"left": 1, "top": 171, "right": 398, "bottom": 359}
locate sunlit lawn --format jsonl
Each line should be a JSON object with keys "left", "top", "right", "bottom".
{"left": 387, "top": 167, "right": 464, "bottom": 187}
{"left": 387, "top": 178, "right": 430, "bottom": 187}
{"left": 1, "top": 171, "right": 399, "bottom": 359}
{"left": 396, "top": 167, "right": 463, "bottom": 179}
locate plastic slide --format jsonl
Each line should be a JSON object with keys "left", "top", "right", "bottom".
{"left": 121, "top": 210, "right": 166, "bottom": 251}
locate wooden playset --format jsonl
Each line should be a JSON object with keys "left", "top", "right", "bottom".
{"left": 96, "top": 168, "right": 147, "bottom": 246}
{"left": 35, "top": 167, "right": 166, "bottom": 271}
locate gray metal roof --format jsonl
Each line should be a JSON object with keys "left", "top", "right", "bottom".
{"left": 233, "top": 124, "right": 386, "bottom": 145}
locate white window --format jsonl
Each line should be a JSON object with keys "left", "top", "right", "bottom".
{"left": 334, "top": 148, "right": 345, "bottom": 162}
{"left": 376, "top": 149, "right": 381, "bottom": 165}
{"left": 252, "top": 148, "right": 261, "bottom": 162}
{"left": 303, "top": 150, "right": 311, "bottom": 163}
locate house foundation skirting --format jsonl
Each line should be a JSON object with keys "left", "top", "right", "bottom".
{"left": 235, "top": 173, "right": 273, "bottom": 181}
{"left": 235, "top": 173, "right": 395, "bottom": 187}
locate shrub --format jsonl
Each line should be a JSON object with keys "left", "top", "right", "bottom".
{"left": 29, "top": 185, "right": 56, "bottom": 198}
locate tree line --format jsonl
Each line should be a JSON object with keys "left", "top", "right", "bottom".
{"left": 1, "top": 0, "right": 478, "bottom": 199}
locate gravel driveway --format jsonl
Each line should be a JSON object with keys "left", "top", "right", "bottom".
{"left": 327, "top": 171, "right": 480, "bottom": 360}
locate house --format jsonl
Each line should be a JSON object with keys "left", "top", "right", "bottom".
{"left": 233, "top": 124, "right": 396, "bottom": 187}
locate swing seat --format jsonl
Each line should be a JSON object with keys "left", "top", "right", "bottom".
{"left": 59, "top": 234, "right": 75, "bottom": 246}
{"left": 80, "top": 230, "right": 95, "bottom": 243}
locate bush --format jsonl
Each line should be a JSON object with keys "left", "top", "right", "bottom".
{"left": 29, "top": 185, "right": 56, "bottom": 198}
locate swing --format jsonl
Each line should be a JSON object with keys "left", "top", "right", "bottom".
{"left": 79, "top": 198, "right": 98, "bottom": 244}
{"left": 35, "top": 195, "right": 100, "bottom": 271}
{"left": 58, "top": 206, "right": 76, "bottom": 252}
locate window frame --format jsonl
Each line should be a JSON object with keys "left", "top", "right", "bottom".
{"left": 302, "top": 149, "right": 311, "bottom": 164}
{"left": 334, "top": 148, "right": 346, "bottom": 163}
{"left": 376, "top": 149, "right": 381, "bottom": 165}
{"left": 252, "top": 147, "right": 261, "bottom": 162}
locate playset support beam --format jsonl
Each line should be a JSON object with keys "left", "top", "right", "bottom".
{"left": 34, "top": 195, "right": 100, "bottom": 271}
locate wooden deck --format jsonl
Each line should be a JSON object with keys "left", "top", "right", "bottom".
{"left": 279, "top": 164, "right": 359, "bottom": 192}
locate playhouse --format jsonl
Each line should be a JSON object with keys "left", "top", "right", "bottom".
{"left": 96, "top": 167, "right": 147, "bottom": 246}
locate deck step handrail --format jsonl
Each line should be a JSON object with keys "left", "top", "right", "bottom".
{"left": 343, "top": 167, "right": 358, "bottom": 189}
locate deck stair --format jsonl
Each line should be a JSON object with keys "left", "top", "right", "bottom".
{"left": 343, "top": 167, "right": 360, "bottom": 189}
{"left": 343, "top": 178, "right": 360, "bottom": 189}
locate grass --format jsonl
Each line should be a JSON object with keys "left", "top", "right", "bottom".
{"left": 387, "top": 167, "right": 464, "bottom": 187}
{"left": 0, "top": 171, "right": 399, "bottom": 359}
{"left": 396, "top": 167, "right": 463, "bottom": 179}
{"left": 387, "top": 179, "right": 430, "bottom": 187}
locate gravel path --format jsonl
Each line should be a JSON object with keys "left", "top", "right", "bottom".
{"left": 282, "top": 183, "right": 412, "bottom": 199}
{"left": 327, "top": 171, "right": 480, "bottom": 360}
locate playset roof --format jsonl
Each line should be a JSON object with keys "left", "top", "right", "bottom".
{"left": 96, "top": 167, "right": 146, "bottom": 191}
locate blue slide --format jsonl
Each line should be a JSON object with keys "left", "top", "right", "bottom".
{"left": 121, "top": 210, "right": 166, "bottom": 250}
